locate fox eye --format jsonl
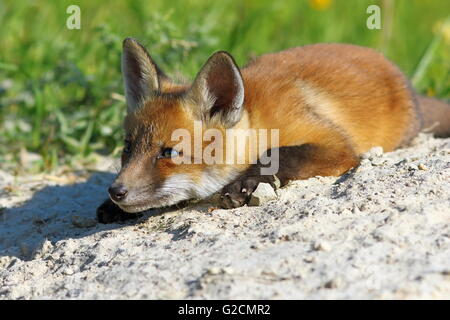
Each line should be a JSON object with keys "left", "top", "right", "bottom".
{"left": 158, "top": 148, "right": 180, "bottom": 159}
{"left": 124, "top": 140, "right": 132, "bottom": 154}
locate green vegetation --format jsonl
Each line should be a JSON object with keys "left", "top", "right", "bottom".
{"left": 0, "top": 0, "right": 449, "bottom": 173}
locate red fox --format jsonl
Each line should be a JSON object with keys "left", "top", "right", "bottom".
{"left": 97, "top": 38, "right": 450, "bottom": 223}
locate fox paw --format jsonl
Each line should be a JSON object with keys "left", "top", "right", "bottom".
{"left": 219, "top": 175, "right": 276, "bottom": 209}
{"left": 96, "top": 199, "right": 140, "bottom": 224}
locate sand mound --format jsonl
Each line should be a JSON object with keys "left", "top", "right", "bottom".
{"left": 1, "top": 134, "right": 449, "bottom": 299}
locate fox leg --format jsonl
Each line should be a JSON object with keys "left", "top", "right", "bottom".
{"left": 219, "top": 143, "right": 359, "bottom": 209}
{"left": 96, "top": 198, "right": 141, "bottom": 223}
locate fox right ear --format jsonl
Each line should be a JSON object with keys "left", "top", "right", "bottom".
{"left": 188, "top": 51, "right": 245, "bottom": 128}
{"left": 121, "top": 38, "right": 167, "bottom": 113}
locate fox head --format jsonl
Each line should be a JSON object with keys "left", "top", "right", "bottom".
{"left": 108, "top": 38, "right": 248, "bottom": 213}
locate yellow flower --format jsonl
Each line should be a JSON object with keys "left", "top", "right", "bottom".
{"left": 434, "top": 18, "right": 450, "bottom": 44}
{"left": 441, "top": 22, "right": 450, "bottom": 44}
{"left": 309, "top": 0, "right": 333, "bottom": 11}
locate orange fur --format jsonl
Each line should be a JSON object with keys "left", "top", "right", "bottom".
{"left": 243, "top": 44, "right": 419, "bottom": 154}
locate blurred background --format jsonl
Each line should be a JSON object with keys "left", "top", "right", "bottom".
{"left": 0, "top": 0, "right": 449, "bottom": 173}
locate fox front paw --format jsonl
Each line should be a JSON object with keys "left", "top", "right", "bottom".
{"left": 96, "top": 199, "right": 140, "bottom": 224}
{"left": 219, "top": 175, "right": 277, "bottom": 209}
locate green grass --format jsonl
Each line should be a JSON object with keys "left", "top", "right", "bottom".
{"left": 0, "top": 0, "right": 449, "bottom": 173}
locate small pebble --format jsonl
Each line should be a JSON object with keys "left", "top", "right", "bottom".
{"left": 207, "top": 267, "right": 222, "bottom": 275}
{"left": 206, "top": 267, "right": 233, "bottom": 275}
{"left": 341, "top": 209, "right": 352, "bottom": 215}
{"left": 63, "top": 267, "right": 74, "bottom": 275}
{"left": 222, "top": 267, "right": 234, "bottom": 275}
{"left": 324, "top": 277, "right": 342, "bottom": 289}
{"left": 0, "top": 256, "right": 12, "bottom": 269}
{"left": 71, "top": 215, "right": 97, "bottom": 228}
{"left": 418, "top": 164, "right": 428, "bottom": 171}
{"left": 361, "top": 146, "right": 383, "bottom": 160}
{"left": 371, "top": 158, "right": 385, "bottom": 166}
{"left": 249, "top": 183, "right": 277, "bottom": 206}
{"left": 313, "top": 241, "right": 331, "bottom": 252}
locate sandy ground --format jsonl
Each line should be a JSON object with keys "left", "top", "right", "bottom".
{"left": 0, "top": 133, "right": 449, "bottom": 299}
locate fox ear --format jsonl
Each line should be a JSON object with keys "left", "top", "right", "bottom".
{"left": 188, "top": 51, "right": 244, "bottom": 128}
{"left": 121, "top": 38, "right": 167, "bottom": 113}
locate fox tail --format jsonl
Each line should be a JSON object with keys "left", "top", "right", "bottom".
{"left": 417, "top": 95, "right": 450, "bottom": 137}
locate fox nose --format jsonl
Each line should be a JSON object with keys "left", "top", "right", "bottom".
{"left": 108, "top": 183, "right": 128, "bottom": 202}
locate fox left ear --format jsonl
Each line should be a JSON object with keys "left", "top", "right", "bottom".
{"left": 122, "top": 38, "right": 169, "bottom": 113}
{"left": 188, "top": 51, "right": 244, "bottom": 128}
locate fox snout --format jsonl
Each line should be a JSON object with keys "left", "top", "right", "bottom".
{"left": 108, "top": 183, "right": 128, "bottom": 202}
